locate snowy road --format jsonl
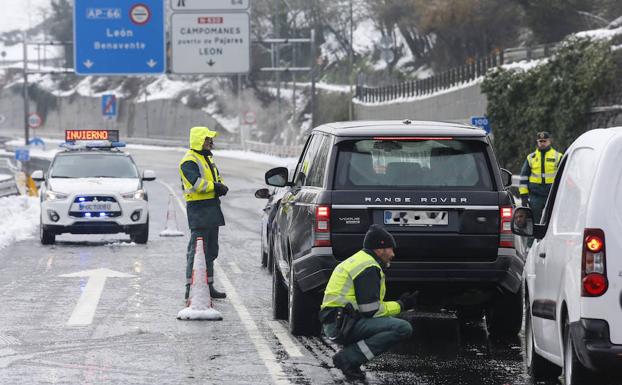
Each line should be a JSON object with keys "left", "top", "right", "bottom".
{"left": 0, "top": 147, "right": 617, "bottom": 385}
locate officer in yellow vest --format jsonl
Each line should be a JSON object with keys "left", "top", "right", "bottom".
{"left": 179, "top": 127, "right": 229, "bottom": 302}
{"left": 320, "top": 224, "right": 416, "bottom": 380}
{"left": 518, "top": 131, "right": 563, "bottom": 223}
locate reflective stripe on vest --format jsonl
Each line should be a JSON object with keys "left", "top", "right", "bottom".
{"left": 179, "top": 151, "right": 220, "bottom": 201}
{"left": 526, "top": 148, "right": 561, "bottom": 185}
{"left": 321, "top": 250, "right": 401, "bottom": 318}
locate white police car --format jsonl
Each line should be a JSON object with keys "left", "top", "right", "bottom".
{"left": 32, "top": 130, "right": 156, "bottom": 244}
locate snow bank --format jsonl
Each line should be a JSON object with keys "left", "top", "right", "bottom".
{"left": 0, "top": 196, "right": 39, "bottom": 250}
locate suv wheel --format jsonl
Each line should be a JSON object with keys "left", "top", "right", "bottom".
{"left": 563, "top": 318, "right": 593, "bottom": 385}
{"left": 485, "top": 287, "right": 523, "bottom": 338}
{"left": 272, "top": 257, "right": 288, "bottom": 320}
{"left": 287, "top": 263, "right": 320, "bottom": 336}
{"left": 40, "top": 220, "right": 55, "bottom": 245}
{"left": 525, "top": 292, "right": 561, "bottom": 379}
{"left": 130, "top": 219, "right": 149, "bottom": 244}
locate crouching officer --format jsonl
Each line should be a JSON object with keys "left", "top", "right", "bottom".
{"left": 319, "top": 224, "right": 417, "bottom": 380}
{"left": 179, "top": 126, "right": 229, "bottom": 302}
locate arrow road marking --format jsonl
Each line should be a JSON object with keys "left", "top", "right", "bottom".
{"left": 60, "top": 268, "right": 136, "bottom": 326}
{"left": 207, "top": 59, "right": 215, "bottom": 66}
{"left": 83, "top": 59, "right": 94, "bottom": 68}
{"left": 147, "top": 59, "right": 157, "bottom": 68}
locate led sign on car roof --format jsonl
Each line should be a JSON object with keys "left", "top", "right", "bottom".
{"left": 65, "top": 129, "right": 120, "bottom": 142}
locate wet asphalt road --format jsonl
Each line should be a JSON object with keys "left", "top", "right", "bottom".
{"left": 0, "top": 146, "right": 618, "bottom": 385}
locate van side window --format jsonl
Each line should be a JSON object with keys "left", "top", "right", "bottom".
{"left": 553, "top": 148, "right": 596, "bottom": 234}
{"left": 540, "top": 156, "right": 567, "bottom": 225}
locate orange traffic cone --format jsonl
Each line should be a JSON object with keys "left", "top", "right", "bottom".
{"left": 160, "top": 194, "right": 184, "bottom": 237}
{"left": 177, "top": 237, "right": 222, "bottom": 320}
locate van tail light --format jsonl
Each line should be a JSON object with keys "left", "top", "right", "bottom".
{"left": 499, "top": 206, "right": 514, "bottom": 248}
{"left": 582, "top": 228, "right": 608, "bottom": 297}
{"left": 314, "top": 205, "right": 331, "bottom": 247}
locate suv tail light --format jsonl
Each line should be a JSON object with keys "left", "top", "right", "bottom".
{"left": 499, "top": 206, "right": 514, "bottom": 248}
{"left": 582, "top": 228, "right": 608, "bottom": 297}
{"left": 314, "top": 205, "right": 331, "bottom": 247}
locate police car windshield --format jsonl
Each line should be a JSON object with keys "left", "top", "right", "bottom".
{"left": 50, "top": 154, "right": 138, "bottom": 179}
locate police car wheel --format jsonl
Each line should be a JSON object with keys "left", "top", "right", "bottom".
{"left": 40, "top": 221, "right": 55, "bottom": 245}
{"left": 130, "top": 219, "right": 149, "bottom": 244}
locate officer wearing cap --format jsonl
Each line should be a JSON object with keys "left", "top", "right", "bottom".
{"left": 179, "top": 126, "right": 229, "bottom": 302}
{"left": 518, "top": 131, "right": 563, "bottom": 223}
{"left": 319, "top": 224, "right": 416, "bottom": 380}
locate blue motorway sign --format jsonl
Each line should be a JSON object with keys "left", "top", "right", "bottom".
{"left": 471, "top": 116, "right": 492, "bottom": 135}
{"left": 15, "top": 148, "right": 30, "bottom": 162}
{"left": 74, "top": 0, "right": 165, "bottom": 75}
{"left": 102, "top": 94, "right": 117, "bottom": 118}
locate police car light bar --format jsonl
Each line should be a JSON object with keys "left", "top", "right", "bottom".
{"left": 63, "top": 130, "right": 125, "bottom": 149}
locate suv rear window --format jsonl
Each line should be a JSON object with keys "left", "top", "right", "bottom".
{"left": 334, "top": 139, "right": 493, "bottom": 190}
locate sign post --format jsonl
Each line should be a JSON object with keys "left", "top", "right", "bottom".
{"left": 73, "top": 0, "right": 165, "bottom": 75}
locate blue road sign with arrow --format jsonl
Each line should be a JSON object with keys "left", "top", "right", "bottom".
{"left": 15, "top": 148, "right": 30, "bottom": 162}
{"left": 74, "top": 0, "right": 165, "bottom": 75}
{"left": 102, "top": 94, "right": 117, "bottom": 118}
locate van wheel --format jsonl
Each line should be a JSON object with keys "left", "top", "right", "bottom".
{"left": 288, "top": 264, "right": 321, "bottom": 336}
{"left": 130, "top": 219, "right": 149, "bottom": 244}
{"left": 485, "top": 287, "right": 523, "bottom": 338}
{"left": 563, "top": 318, "right": 593, "bottom": 385}
{"left": 40, "top": 222, "right": 55, "bottom": 245}
{"left": 272, "top": 257, "right": 288, "bottom": 320}
{"left": 525, "top": 293, "right": 561, "bottom": 379}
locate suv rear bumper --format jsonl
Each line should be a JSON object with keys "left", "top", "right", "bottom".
{"left": 570, "top": 319, "right": 622, "bottom": 373}
{"left": 293, "top": 247, "right": 523, "bottom": 294}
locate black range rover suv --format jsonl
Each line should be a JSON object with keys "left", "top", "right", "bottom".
{"left": 265, "top": 120, "right": 525, "bottom": 336}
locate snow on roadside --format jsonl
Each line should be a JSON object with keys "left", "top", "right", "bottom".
{"left": 0, "top": 195, "right": 39, "bottom": 250}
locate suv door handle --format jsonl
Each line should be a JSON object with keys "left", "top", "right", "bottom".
{"left": 539, "top": 252, "right": 546, "bottom": 258}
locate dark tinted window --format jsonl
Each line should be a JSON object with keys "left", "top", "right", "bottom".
{"left": 51, "top": 154, "right": 138, "bottom": 178}
{"left": 305, "top": 135, "right": 331, "bottom": 187}
{"left": 334, "top": 139, "right": 493, "bottom": 190}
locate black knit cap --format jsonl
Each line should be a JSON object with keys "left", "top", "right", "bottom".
{"left": 363, "top": 224, "right": 397, "bottom": 249}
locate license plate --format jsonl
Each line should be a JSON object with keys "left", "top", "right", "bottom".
{"left": 384, "top": 210, "right": 448, "bottom": 226}
{"left": 78, "top": 203, "right": 112, "bottom": 211}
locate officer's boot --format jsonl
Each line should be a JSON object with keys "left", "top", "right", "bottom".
{"left": 209, "top": 284, "right": 227, "bottom": 299}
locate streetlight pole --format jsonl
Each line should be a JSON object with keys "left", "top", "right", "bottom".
{"left": 348, "top": 0, "right": 354, "bottom": 121}
{"left": 22, "top": 32, "right": 29, "bottom": 147}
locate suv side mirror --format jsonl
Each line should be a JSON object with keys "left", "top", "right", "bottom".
{"left": 500, "top": 168, "right": 513, "bottom": 188}
{"left": 255, "top": 188, "right": 271, "bottom": 199}
{"left": 511, "top": 207, "right": 534, "bottom": 237}
{"left": 265, "top": 167, "right": 288, "bottom": 187}
{"left": 142, "top": 170, "right": 156, "bottom": 181}
{"left": 31, "top": 170, "right": 44, "bottom": 182}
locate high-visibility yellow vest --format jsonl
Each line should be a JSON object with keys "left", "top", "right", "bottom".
{"left": 321, "top": 250, "right": 401, "bottom": 318}
{"left": 518, "top": 148, "right": 562, "bottom": 195}
{"left": 178, "top": 150, "right": 222, "bottom": 202}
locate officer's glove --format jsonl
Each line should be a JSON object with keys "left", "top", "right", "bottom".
{"left": 398, "top": 291, "right": 419, "bottom": 311}
{"left": 214, "top": 182, "right": 229, "bottom": 197}
{"left": 520, "top": 195, "right": 529, "bottom": 208}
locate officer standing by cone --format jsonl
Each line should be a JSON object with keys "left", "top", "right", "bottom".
{"left": 179, "top": 126, "right": 229, "bottom": 303}
{"left": 319, "top": 224, "right": 416, "bottom": 380}
{"left": 518, "top": 131, "right": 563, "bottom": 223}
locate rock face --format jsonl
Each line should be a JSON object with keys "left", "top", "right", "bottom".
{"left": 0, "top": 85, "right": 234, "bottom": 143}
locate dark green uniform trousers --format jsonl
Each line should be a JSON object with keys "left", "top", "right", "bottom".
{"left": 186, "top": 227, "right": 219, "bottom": 289}
{"left": 323, "top": 316, "right": 412, "bottom": 367}
{"left": 529, "top": 194, "right": 547, "bottom": 224}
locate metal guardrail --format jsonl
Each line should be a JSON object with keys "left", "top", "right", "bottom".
{"left": 355, "top": 44, "right": 557, "bottom": 104}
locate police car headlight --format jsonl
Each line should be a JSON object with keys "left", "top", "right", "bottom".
{"left": 44, "top": 190, "right": 68, "bottom": 201}
{"left": 121, "top": 189, "right": 145, "bottom": 200}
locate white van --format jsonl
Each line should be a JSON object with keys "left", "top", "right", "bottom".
{"left": 512, "top": 127, "right": 622, "bottom": 384}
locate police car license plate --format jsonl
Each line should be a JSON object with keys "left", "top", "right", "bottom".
{"left": 79, "top": 203, "right": 112, "bottom": 211}
{"left": 384, "top": 210, "right": 448, "bottom": 226}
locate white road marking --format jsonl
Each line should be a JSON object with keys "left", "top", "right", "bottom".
{"left": 228, "top": 261, "right": 242, "bottom": 274}
{"left": 60, "top": 268, "right": 136, "bottom": 326}
{"left": 266, "top": 321, "right": 305, "bottom": 358}
{"left": 160, "top": 180, "right": 294, "bottom": 385}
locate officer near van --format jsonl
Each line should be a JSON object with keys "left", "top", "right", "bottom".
{"left": 179, "top": 126, "right": 229, "bottom": 302}
{"left": 319, "top": 224, "right": 417, "bottom": 380}
{"left": 518, "top": 131, "right": 563, "bottom": 223}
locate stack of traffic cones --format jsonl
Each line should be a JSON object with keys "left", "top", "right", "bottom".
{"left": 177, "top": 237, "right": 223, "bottom": 321}
{"left": 159, "top": 194, "right": 184, "bottom": 237}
